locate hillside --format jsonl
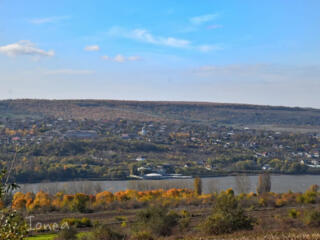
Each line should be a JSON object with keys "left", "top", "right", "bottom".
{"left": 1, "top": 99, "right": 320, "bottom": 130}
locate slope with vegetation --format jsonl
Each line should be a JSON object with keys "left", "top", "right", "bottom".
{"left": 2, "top": 99, "right": 320, "bottom": 128}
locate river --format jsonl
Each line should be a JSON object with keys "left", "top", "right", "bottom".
{"left": 19, "top": 174, "right": 320, "bottom": 195}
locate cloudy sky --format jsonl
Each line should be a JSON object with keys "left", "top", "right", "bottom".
{"left": 1, "top": 0, "right": 320, "bottom": 108}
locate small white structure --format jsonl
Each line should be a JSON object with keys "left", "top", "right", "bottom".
{"left": 143, "top": 173, "right": 163, "bottom": 179}
{"left": 136, "top": 156, "right": 146, "bottom": 161}
{"left": 139, "top": 127, "right": 147, "bottom": 136}
{"left": 262, "top": 164, "right": 272, "bottom": 170}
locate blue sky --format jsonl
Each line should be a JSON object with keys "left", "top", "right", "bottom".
{"left": 0, "top": 0, "right": 320, "bottom": 107}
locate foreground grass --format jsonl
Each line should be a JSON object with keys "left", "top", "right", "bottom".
{"left": 25, "top": 234, "right": 56, "bottom": 240}
{"left": 25, "top": 232, "right": 320, "bottom": 240}
{"left": 25, "top": 232, "right": 91, "bottom": 240}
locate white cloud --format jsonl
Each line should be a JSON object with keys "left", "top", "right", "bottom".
{"left": 107, "top": 26, "right": 221, "bottom": 52}
{"left": 190, "top": 14, "right": 219, "bottom": 25}
{"left": 44, "top": 69, "right": 94, "bottom": 75}
{"left": 84, "top": 45, "right": 100, "bottom": 51}
{"left": 108, "top": 27, "right": 190, "bottom": 48}
{"left": 114, "top": 54, "right": 126, "bottom": 63}
{"left": 101, "top": 54, "right": 141, "bottom": 63}
{"left": 29, "top": 16, "right": 70, "bottom": 24}
{"left": 130, "top": 29, "right": 190, "bottom": 48}
{"left": 0, "top": 40, "right": 54, "bottom": 57}
{"left": 198, "top": 44, "right": 223, "bottom": 52}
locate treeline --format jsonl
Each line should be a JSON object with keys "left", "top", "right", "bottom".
{"left": 16, "top": 138, "right": 167, "bottom": 157}
{"left": 9, "top": 185, "right": 320, "bottom": 214}
{"left": 2, "top": 99, "right": 320, "bottom": 126}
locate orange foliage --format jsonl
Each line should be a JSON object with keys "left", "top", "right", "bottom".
{"left": 11, "top": 187, "right": 317, "bottom": 213}
{"left": 12, "top": 192, "right": 34, "bottom": 210}
{"left": 95, "top": 191, "right": 114, "bottom": 204}
{"left": 28, "top": 191, "right": 51, "bottom": 211}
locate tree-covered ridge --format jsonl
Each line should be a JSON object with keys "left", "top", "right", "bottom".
{"left": 2, "top": 99, "right": 320, "bottom": 127}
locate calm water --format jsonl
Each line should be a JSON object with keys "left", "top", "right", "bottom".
{"left": 19, "top": 175, "right": 320, "bottom": 195}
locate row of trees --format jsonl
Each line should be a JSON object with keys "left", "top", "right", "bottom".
{"left": 10, "top": 178, "right": 320, "bottom": 215}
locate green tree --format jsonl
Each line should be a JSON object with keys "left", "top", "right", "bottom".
{"left": 133, "top": 206, "right": 179, "bottom": 237}
{"left": 202, "top": 190, "right": 254, "bottom": 235}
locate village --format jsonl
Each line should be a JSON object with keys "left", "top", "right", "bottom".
{"left": 0, "top": 115, "right": 320, "bottom": 182}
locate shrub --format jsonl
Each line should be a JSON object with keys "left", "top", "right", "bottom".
{"left": 178, "top": 210, "right": 191, "bottom": 231}
{"left": 130, "top": 231, "right": 154, "bottom": 240}
{"left": 134, "top": 206, "right": 179, "bottom": 236}
{"left": 308, "top": 184, "right": 319, "bottom": 192}
{"left": 296, "top": 194, "right": 305, "bottom": 204}
{"left": 61, "top": 217, "right": 92, "bottom": 228}
{"left": 303, "top": 186, "right": 318, "bottom": 204}
{"left": 54, "top": 227, "right": 78, "bottom": 240}
{"left": 91, "top": 224, "right": 124, "bottom": 240}
{"left": 304, "top": 209, "right": 320, "bottom": 227}
{"left": 80, "top": 217, "right": 92, "bottom": 227}
{"left": 0, "top": 210, "right": 28, "bottom": 240}
{"left": 202, "top": 190, "right": 254, "bottom": 235}
{"left": 115, "top": 216, "right": 128, "bottom": 227}
{"left": 288, "top": 208, "right": 300, "bottom": 219}
{"left": 275, "top": 198, "right": 286, "bottom": 207}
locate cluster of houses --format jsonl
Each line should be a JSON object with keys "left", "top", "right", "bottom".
{"left": 1, "top": 115, "right": 320, "bottom": 172}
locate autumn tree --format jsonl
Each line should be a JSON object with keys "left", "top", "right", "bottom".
{"left": 256, "top": 173, "right": 271, "bottom": 195}
{"left": 194, "top": 177, "right": 202, "bottom": 196}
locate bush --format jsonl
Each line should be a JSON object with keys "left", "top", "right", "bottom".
{"left": 115, "top": 216, "right": 128, "bottom": 227}
{"left": 61, "top": 217, "right": 92, "bottom": 228}
{"left": 178, "top": 210, "right": 191, "bottom": 231}
{"left": 55, "top": 227, "right": 78, "bottom": 240}
{"left": 80, "top": 217, "right": 92, "bottom": 227}
{"left": 0, "top": 210, "right": 28, "bottom": 240}
{"left": 288, "top": 208, "right": 300, "bottom": 219}
{"left": 134, "top": 206, "right": 179, "bottom": 236}
{"left": 91, "top": 224, "right": 124, "bottom": 240}
{"left": 303, "top": 185, "right": 318, "bottom": 204}
{"left": 202, "top": 190, "right": 254, "bottom": 235}
{"left": 304, "top": 209, "right": 320, "bottom": 227}
{"left": 130, "top": 231, "right": 154, "bottom": 240}
{"left": 275, "top": 198, "right": 286, "bottom": 208}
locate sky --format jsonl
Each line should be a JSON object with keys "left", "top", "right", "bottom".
{"left": 0, "top": 0, "right": 320, "bottom": 108}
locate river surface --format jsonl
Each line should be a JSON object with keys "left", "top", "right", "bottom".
{"left": 19, "top": 175, "right": 320, "bottom": 195}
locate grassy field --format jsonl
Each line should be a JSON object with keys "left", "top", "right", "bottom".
{"left": 25, "top": 231, "right": 320, "bottom": 240}
{"left": 26, "top": 232, "right": 91, "bottom": 240}
{"left": 25, "top": 234, "right": 56, "bottom": 240}
{"left": 23, "top": 205, "right": 320, "bottom": 240}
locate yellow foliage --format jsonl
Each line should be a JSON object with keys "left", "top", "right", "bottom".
{"left": 95, "top": 191, "right": 114, "bottom": 204}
